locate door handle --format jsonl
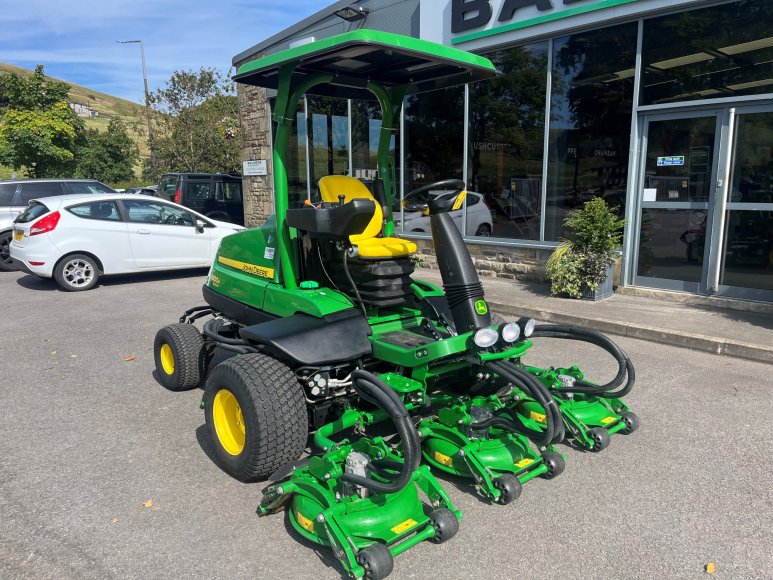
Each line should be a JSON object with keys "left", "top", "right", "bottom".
{"left": 136, "top": 229, "right": 151, "bottom": 235}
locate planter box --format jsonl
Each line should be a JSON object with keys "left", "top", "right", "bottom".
{"left": 581, "top": 264, "right": 614, "bottom": 301}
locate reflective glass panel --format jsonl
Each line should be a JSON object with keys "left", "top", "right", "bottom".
{"left": 728, "top": 112, "right": 773, "bottom": 204}
{"left": 642, "top": 0, "right": 773, "bottom": 105}
{"left": 307, "top": 96, "right": 349, "bottom": 194}
{"left": 270, "top": 97, "right": 307, "bottom": 208}
{"left": 546, "top": 23, "right": 637, "bottom": 241}
{"left": 637, "top": 208, "right": 705, "bottom": 283}
{"left": 720, "top": 210, "right": 773, "bottom": 290}
{"left": 468, "top": 42, "right": 548, "bottom": 240}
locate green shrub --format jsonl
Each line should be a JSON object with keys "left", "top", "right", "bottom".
{"left": 546, "top": 198, "right": 624, "bottom": 298}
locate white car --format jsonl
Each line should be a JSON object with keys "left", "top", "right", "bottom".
{"left": 396, "top": 190, "right": 493, "bottom": 237}
{"left": 10, "top": 194, "right": 244, "bottom": 291}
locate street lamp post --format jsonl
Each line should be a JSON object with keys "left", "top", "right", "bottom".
{"left": 116, "top": 39, "right": 157, "bottom": 178}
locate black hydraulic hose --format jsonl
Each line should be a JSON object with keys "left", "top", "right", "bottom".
{"left": 531, "top": 324, "right": 636, "bottom": 398}
{"left": 468, "top": 415, "right": 527, "bottom": 434}
{"left": 342, "top": 250, "right": 368, "bottom": 318}
{"left": 487, "top": 360, "right": 565, "bottom": 446}
{"left": 202, "top": 319, "right": 259, "bottom": 354}
{"left": 340, "top": 370, "right": 420, "bottom": 494}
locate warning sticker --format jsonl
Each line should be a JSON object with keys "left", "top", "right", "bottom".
{"left": 515, "top": 458, "right": 534, "bottom": 469}
{"left": 601, "top": 416, "right": 617, "bottom": 424}
{"left": 296, "top": 511, "right": 315, "bottom": 533}
{"left": 264, "top": 247, "right": 275, "bottom": 260}
{"left": 434, "top": 451, "right": 453, "bottom": 467}
{"left": 390, "top": 518, "right": 417, "bottom": 535}
{"left": 529, "top": 410, "right": 547, "bottom": 424}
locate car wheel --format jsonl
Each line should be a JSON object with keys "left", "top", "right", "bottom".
{"left": 475, "top": 224, "right": 492, "bottom": 237}
{"left": 0, "top": 231, "right": 16, "bottom": 272}
{"left": 54, "top": 254, "right": 100, "bottom": 291}
{"left": 203, "top": 353, "right": 308, "bottom": 482}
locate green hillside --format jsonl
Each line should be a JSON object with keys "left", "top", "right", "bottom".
{"left": 0, "top": 62, "right": 150, "bottom": 180}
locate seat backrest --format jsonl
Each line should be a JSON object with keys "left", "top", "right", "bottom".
{"left": 318, "top": 176, "right": 382, "bottom": 243}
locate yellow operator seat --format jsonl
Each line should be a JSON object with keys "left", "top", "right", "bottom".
{"left": 318, "top": 176, "right": 416, "bottom": 259}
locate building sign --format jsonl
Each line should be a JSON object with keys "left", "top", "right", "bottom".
{"left": 243, "top": 159, "right": 267, "bottom": 176}
{"left": 447, "top": 0, "right": 649, "bottom": 44}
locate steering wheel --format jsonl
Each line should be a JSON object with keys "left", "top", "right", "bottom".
{"left": 164, "top": 214, "right": 180, "bottom": 225}
{"left": 403, "top": 179, "right": 466, "bottom": 215}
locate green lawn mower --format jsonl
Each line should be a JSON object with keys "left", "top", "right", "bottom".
{"left": 152, "top": 29, "right": 638, "bottom": 578}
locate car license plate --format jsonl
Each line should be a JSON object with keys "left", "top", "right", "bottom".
{"left": 14, "top": 229, "right": 23, "bottom": 241}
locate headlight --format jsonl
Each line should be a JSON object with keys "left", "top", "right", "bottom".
{"left": 473, "top": 327, "right": 499, "bottom": 348}
{"left": 518, "top": 317, "right": 535, "bottom": 338}
{"left": 500, "top": 322, "right": 520, "bottom": 343}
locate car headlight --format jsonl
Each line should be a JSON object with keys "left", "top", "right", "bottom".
{"left": 518, "top": 317, "right": 535, "bottom": 338}
{"left": 500, "top": 322, "right": 520, "bottom": 343}
{"left": 473, "top": 327, "right": 499, "bottom": 348}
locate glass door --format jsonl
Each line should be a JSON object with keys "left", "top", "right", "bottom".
{"left": 715, "top": 107, "right": 773, "bottom": 299}
{"left": 634, "top": 111, "right": 722, "bottom": 292}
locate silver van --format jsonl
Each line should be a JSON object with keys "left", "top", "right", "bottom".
{"left": 0, "top": 179, "right": 115, "bottom": 271}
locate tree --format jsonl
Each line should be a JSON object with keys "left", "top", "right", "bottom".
{"left": 76, "top": 118, "right": 138, "bottom": 183}
{"left": 0, "top": 65, "right": 83, "bottom": 177}
{"left": 147, "top": 68, "right": 240, "bottom": 177}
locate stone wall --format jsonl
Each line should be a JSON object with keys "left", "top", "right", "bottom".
{"left": 412, "top": 238, "right": 552, "bottom": 283}
{"left": 237, "top": 83, "right": 274, "bottom": 228}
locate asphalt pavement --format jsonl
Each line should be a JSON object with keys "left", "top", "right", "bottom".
{"left": 0, "top": 269, "right": 771, "bottom": 580}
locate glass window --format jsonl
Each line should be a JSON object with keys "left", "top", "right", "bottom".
{"left": 546, "top": 23, "right": 637, "bottom": 241}
{"left": 222, "top": 182, "right": 242, "bottom": 202}
{"left": 14, "top": 201, "right": 50, "bottom": 223}
{"left": 404, "top": 86, "right": 465, "bottom": 229}
{"left": 68, "top": 201, "right": 121, "bottom": 221}
{"left": 18, "top": 181, "right": 66, "bottom": 204}
{"left": 469, "top": 42, "right": 548, "bottom": 240}
{"left": 0, "top": 183, "right": 17, "bottom": 205}
{"left": 270, "top": 97, "right": 307, "bottom": 208}
{"left": 642, "top": 0, "right": 773, "bottom": 105}
{"left": 351, "top": 99, "right": 384, "bottom": 182}
{"left": 66, "top": 181, "right": 115, "bottom": 194}
{"left": 187, "top": 182, "right": 212, "bottom": 201}
{"left": 307, "top": 95, "right": 349, "bottom": 197}
{"left": 158, "top": 176, "right": 178, "bottom": 201}
{"left": 123, "top": 199, "right": 195, "bottom": 226}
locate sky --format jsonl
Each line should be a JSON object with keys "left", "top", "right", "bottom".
{"left": 0, "top": 0, "right": 330, "bottom": 103}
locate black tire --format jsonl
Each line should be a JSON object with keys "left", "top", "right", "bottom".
{"left": 588, "top": 427, "right": 611, "bottom": 452}
{"left": 475, "top": 223, "right": 492, "bottom": 237}
{"left": 204, "top": 353, "right": 307, "bottom": 482}
{"left": 428, "top": 508, "right": 459, "bottom": 543}
{"left": 540, "top": 451, "right": 565, "bottom": 479}
{"left": 53, "top": 253, "right": 100, "bottom": 291}
{"left": 621, "top": 412, "right": 640, "bottom": 435}
{"left": 356, "top": 543, "right": 394, "bottom": 580}
{"left": 154, "top": 323, "right": 205, "bottom": 391}
{"left": 493, "top": 474, "right": 522, "bottom": 505}
{"left": 0, "top": 232, "right": 16, "bottom": 272}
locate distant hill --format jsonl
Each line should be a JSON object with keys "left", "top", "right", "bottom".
{"left": 0, "top": 62, "right": 150, "bottom": 180}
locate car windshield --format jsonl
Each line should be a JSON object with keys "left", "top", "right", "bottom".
{"left": 15, "top": 201, "right": 51, "bottom": 223}
{"left": 68, "top": 181, "right": 116, "bottom": 194}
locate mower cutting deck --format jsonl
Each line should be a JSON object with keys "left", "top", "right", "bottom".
{"left": 152, "top": 29, "right": 639, "bottom": 579}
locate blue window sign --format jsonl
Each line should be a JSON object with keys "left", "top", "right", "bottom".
{"left": 657, "top": 156, "right": 685, "bottom": 167}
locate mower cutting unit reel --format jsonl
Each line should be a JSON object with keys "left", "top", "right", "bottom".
{"left": 259, "top": 370, "right": 460, "bottom": 580}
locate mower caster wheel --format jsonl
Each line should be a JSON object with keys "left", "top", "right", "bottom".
{"left": 621, "top": 412, "right": 640, "bottom": 434}
{"left": 356, "top": 543, "right": 394, "bottom": 580}
{"left": 154, "top": 323, "right": 205, "bottom": 391}
{"left": 588, "top": 427, "right": 611, "bottom": 452}
{"left": 428, "top": 508, "right": 459, "bottom": 543}
{"left": 493, "top": 474, "right": 522, "bottom": 505}
{"left": 540, "top": 451, "right": 565, "bottom": 479}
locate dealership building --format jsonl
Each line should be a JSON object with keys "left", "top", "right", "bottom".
{"left": 233, "top": 0, "right": 773, "bottom": 302}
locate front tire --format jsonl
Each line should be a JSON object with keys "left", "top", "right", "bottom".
{"left": 0, "top": 232, "right": 15, "bottom": 272}
{"left": 204, "top": 353, "right": 307, "bottom": 482}
{"left": 154, "top": 323, "right": 205, "bottom": 391}
{"left": 54, "top": 253, "right": 100, "bottom": 291}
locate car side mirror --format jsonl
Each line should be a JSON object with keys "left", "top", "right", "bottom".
{"left": 195, "top": 219, "right": 206, "bottom": 233}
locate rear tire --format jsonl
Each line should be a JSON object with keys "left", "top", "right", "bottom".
{"left": 54, "top": 253, "right": 100, "bottom": 291}
{"left": 154, "top": 323, "right": 205, "bottom": 391}
{"left": 0, "top": 232, "right": 15, "bottom": 272}
{"left": 204, "top": 353, "right": 308, "bottom": 482}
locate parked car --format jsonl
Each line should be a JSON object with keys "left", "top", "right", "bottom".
{"left": 0, "top": 179, "right": 116, "bottom": 271}
{"left": 10, "top": 194, "right": 244, "bottom": 291}
{"left": 396, "top": 190, "right": 493, "bottom": 237}
{"left": 125, "top": 185, "right": 159, "bottom": 196}
{"left": 158, "top": 173, "right": 244, "bottom": 225}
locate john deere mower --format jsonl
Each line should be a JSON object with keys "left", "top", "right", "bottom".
{"left": 152, "top": 29, "right": 638, "bottom": 578}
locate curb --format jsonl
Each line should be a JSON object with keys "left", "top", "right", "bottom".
{"left": 488, "top": 300, "right": 773, "bottom": 365}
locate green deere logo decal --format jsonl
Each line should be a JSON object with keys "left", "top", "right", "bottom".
{"left": 474, "top": 300, "right": 488, "bottom": 315}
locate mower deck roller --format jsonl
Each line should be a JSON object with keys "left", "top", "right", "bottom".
{"left": 153, "top": 29, "right": 639, "bottom": 579}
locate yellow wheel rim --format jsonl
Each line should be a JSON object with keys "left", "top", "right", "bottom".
{"left": 213, "top": 389, "right": 246, "bottom": 456}
{"left": 160, "top": 344, "right": 175, "bottom": 375}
